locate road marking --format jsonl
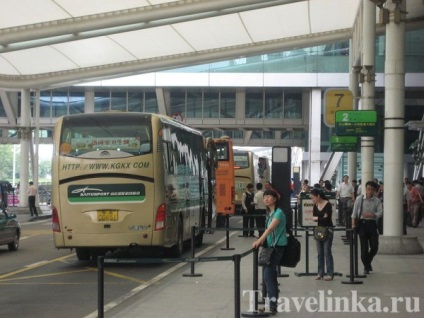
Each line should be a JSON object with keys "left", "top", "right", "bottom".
{"left": 0, "top": 269, "right": 92, "bottom": 283}
{"left": 84, "top": 231, "right": 239, "bottom": 318}
{"left": 20, "top": 229, "right": 52, "bottom": 240}
{"left": 0, "top": 254, "right": 75, "bottom": 279}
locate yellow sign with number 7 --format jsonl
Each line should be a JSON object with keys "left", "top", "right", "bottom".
{"left": 324, "top": 89, "right": 354, "bottom": 127}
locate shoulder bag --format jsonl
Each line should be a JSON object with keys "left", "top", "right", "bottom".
{"left": 258, "top": 247, "right": 274, "bottom": 266}
{"left": 314, "top": 226, "right": 329, "bottom": 241}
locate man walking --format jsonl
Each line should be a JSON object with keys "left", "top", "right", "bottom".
{"left": 28, "top": 181, "right": 38, "bottom": 217}
{"left": 351, "top": 181, "right": 383, "bottom": 274}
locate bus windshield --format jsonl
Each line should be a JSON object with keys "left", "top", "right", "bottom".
{"left": 215, "top": 142, "right": 230, "bottom": 160}
{"left": 59, "top": 113, "right": 152, "bottom": 157}
{"left": 234, "top": 152, "right": 249, "bottom": 169}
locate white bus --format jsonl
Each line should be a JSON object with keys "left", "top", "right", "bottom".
{"left": 233, "top": 150, "right": 271, "bottom": 212}
{"left": 52, "top": 112, "right": 212, "bottom": 260}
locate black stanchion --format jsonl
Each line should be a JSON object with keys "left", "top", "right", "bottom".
{"left": 97, "top": 256, "right": 104, "bottom": 318}
{"left": 277, "top": 266, "right": 289, "bottom": 278}
{"left": 221, "top": 214, "right": 235, "bottom": 250}
{"left": 342, "top": 229, "right": 363, "bottom": 285}
{"left": 346, "top": 230, "right": 366, "bottom": 279}
{"left": 234, "top": 254, "right": 241, "bottom": 318}
{"left": 295, "top": 228, "right": 343, "bottom": 277}
{"left": 295, "top": 228, "right": 317, "bottom": 277}
{"left": 241, "top": 249, "right": 270, "bottom": 317}
{"left": 183, "top": 226, "right": 203, "bottom": 277}
{"left": 293, "top": 202, "right": 302, "bottom": 238}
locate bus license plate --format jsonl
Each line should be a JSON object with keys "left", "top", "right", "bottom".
{"left": 97, "top": 210, "right": 118, "bottom": 222}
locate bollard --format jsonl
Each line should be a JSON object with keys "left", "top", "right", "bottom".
{"left": 97, "top": 256, "right": 104, "bottom": 318}
{"left": 342, "top": 229, "right": 363, "bottom": 285}
{"left": 183, "top": 226, "right": 202, "bottom": 277}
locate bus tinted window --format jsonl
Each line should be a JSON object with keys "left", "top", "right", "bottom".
{"left": 59, "top": 113, "right": 152, "bottom": 157}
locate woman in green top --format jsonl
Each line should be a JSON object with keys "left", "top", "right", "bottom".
{"left": 252, "top": 189, "right": 287, "bottom": 315}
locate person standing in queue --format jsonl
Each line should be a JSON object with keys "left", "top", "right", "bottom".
{"left": 351, "top": 181, "right": 383, "bottom": 275}
{"left": 241, "top": 183, "right": 255, "bottom": 237}
{"left": 253, "top": 183, "right": 266, "bottom": 237}
{"left": 310, "top": 188, "right": 334, "bottom": 281}
{"left": 252, "top": 189, "right": 287, "bottom": 315}
{"left": 28, "top": 181, "right": 38, "bottom": 217}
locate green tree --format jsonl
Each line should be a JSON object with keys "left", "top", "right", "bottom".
{"left": 0, "top": 145, "right": 16, "bottom": 180}
{"left": 39, "top": 159, "right": 52, "bottom": 179}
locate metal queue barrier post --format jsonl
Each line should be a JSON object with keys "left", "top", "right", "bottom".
{"left": 183, "top": 226, "right": 203, "bottom": 277}
{"left": 342, "top": 229, "right": 363, "bottom": 285}
{"left": 293, "top": 202, "right": 302, "bottom": 238}
{"left": 294, "top": 228, "right": 317, "bottom": 277}
{"left": 98, "top": 249, "right": 255, "bottom": 318}
{"left": 234, "top": 254, "right": 242, "bottom": 318}
{"left": 242, "top": 248, "right": 270, "bottom": 317}
{"left": 277, "top": 265, "right": 289, "bottom": 278}
{"left": 346, "top": 230, "right": 366, "bottom": 279}
{"left": 221, "top": 214, "right": 235, "bottom": 250}
{"left": 97, "top": 256, "right": 105, "bottom": 318}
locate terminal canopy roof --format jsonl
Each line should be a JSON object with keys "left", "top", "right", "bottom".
{"left": 0, "top": 0, "right": 422, "bottom": 89}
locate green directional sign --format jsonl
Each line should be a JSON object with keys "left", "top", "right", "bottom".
{"left": 330, "top": 136, "right": 359, "bottom": 152}
{"left": 335, "top": 110, "right": 378, "bottom": 136}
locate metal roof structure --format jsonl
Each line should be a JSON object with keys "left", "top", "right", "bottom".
{"left": 0, "top": 0, "right": 380, "bottom": 90}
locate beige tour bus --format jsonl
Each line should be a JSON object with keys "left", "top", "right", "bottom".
{"left": 52, "top": 112, "right": 212, "bottom": 260}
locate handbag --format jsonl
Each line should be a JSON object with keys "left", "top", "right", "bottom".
{"left": 314, "top": 226, "right": 329, "bottom": 241}
{"left": 258, "top": 213, "right": 284, "bottom": 266}
{"left": 279, "top": 233, "right": 301, "bottom": 268}
{"left": 258, "top": 247, "right": 274, "bottom": 266}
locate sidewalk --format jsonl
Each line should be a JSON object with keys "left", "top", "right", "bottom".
{"left": 101, "top": 224, "right": 424, "bottom": 318}
{"left": 8, "top": 204, "right": 52, "bottom": 222}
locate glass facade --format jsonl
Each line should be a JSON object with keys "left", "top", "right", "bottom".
{"left": 164, "top": 29, "right": 424, "bottom": 74}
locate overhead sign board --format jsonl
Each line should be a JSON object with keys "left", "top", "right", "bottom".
{"left": 324, "top": 89, "right": 354, "bottom": 127}
{"left": 330, "top": 136, "right": 359, "bottom": 152}
{"left": 335, "top": 110, "right": 378, "bottom": 136}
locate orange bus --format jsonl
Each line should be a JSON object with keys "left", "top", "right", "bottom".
{"left": 213, "top": 137, "right": 235, "bottom": 226}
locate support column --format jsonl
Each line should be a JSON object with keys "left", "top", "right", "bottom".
{"left": 379, "top": 0, "right": 422, "bottom": 254}
{"left": 33, "top": 90, "right": 40, "bottom": 208}
{"left": 349, "top": 48, "right": 361, "bottom": 182}
{"left": 18, "top": 89, "right": 31, "bottom": 208}
{"left": 360, "top": 0, "right": 376, "bottom": 192}
{"left": 309, "top": 89, "right": 321, "bottom": 185}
